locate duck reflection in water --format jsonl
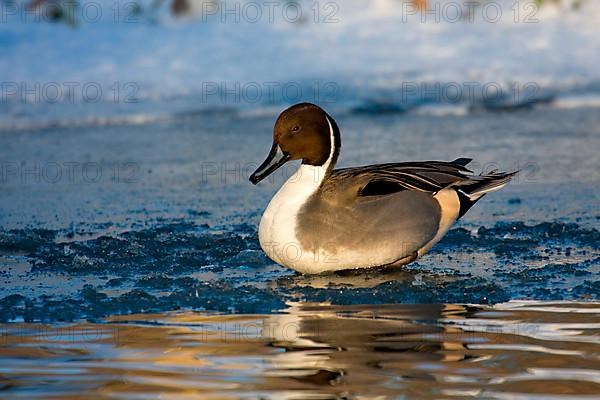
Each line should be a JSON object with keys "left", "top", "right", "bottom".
{"left": 262, "top": 302, "right": 474, "bottom": 393}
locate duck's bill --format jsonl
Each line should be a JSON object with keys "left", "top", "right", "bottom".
{"left": 249, "top": 143, "right": 291, "bottom": 184}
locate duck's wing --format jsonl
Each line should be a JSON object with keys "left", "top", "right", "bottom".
{"left": 327, "top": 158, "right": 474, "bottom": 195}
{"left": 326, "top": 158, "right": 516, "bottom": 217}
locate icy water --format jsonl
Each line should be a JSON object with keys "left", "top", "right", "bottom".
{"left": 0, "top": 105, "right": 599, "bottom": 397}
{"left": 1, "top": 302, "right": 600, "bottom": 399}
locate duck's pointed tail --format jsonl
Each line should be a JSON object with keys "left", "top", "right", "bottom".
{"left": 453, "top": 169, "right": 518, "bottom": 218}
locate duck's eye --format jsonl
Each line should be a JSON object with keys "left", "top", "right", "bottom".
{"left": 291, "top": 125, "right": 301, "bottom": 132}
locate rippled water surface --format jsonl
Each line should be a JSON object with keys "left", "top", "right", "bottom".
{"left": 1, "top": 302, "right": 599, "bottom": 399}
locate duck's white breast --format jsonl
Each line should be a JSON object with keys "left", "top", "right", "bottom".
{"left": 258, "top": 164, "right": 325, "bottom": 271}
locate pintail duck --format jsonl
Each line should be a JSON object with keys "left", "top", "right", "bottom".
{"left": 250, "top": 103, "right": 515, "bottom": 274}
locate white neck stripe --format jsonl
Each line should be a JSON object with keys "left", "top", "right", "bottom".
{"left": 323, "top": 115, "right": 337, "bottom": 174}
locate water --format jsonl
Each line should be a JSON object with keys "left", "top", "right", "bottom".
{"left": 1, "top": 302, "right": 599, "bottom": 399}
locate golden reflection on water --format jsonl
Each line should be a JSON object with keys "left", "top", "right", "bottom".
{"left": 1, "top": 301, "right": 599, "bottom": 399}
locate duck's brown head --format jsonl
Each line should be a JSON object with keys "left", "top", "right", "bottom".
{"left": 250, "top": 103, "right": 340, "bottom": 184}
